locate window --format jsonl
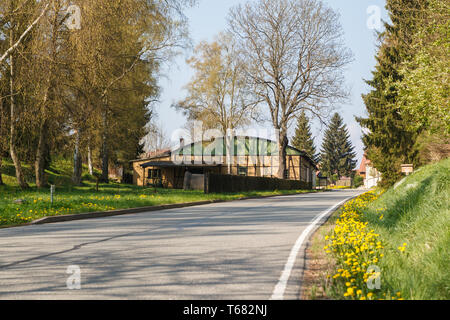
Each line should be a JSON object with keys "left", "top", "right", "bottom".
{"left": 148, "top": 169, "right": 161, "bottom": 179}
{"left": 238, "top": 166, "right": 248, "bottom": 176}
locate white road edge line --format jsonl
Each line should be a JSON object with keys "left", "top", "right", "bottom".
{"left": 270, "top": 196, "right": 354, "bottom": 300}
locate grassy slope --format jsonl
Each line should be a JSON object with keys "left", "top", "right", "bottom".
{"left": 303, "top": 158, "right": 449, "bottom": 300}
{"left": 1, "top": 158, "right": 85, "bottom": 187}
{"left": 363, "top": 158, "right": 449, "bottom": 299}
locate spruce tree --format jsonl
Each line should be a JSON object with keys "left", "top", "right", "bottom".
{"left": 291, "top": 111, "right": 318, "bottom": 163}
{"left": 356, "top": 0, "right": 427, "bottom": 186}
{"left": 320, "top": 113, "right": 357, "bottom": 180}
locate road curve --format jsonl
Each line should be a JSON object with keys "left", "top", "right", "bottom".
{"left": 0, "top": 189, "right": 362, "bottom": 300}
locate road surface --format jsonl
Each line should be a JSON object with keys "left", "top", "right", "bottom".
{"left": 0, "top": 189, "right": 362, "bottom": 300}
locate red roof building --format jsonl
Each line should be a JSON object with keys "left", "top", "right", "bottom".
{"left": 357, "top": 154, "right": 370, "bottom": 178}
{"left": 357, "top": 154, "right": 382, "bottom": 188}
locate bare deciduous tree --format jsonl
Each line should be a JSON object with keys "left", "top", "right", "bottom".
{"left": 228, "top": 0, "right": 352, "bottom": 178}
{"left": 174, "top": 33, "right": 260, "bottom": 135}
{"left": 141, "top": 120, "right": 172, "bottom": 153}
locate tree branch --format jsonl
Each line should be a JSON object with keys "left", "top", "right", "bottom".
{"left": 0, "top": 3, "right": 50, "bottom": 65}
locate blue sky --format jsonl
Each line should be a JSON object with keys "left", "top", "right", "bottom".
{"left": 156, "top": 0, "right": 388, "bottom": 166}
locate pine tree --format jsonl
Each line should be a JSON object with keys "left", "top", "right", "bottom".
{"left": 291, "top": 111, "right": 318, "bottom": 163}
{"left": 320, "top": 113, "right": 357, "bottom": 180}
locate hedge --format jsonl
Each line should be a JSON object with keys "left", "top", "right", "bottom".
{"left": 204, "top": 173, "right": 312, "bottom": 193}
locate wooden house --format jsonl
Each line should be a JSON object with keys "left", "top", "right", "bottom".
{"left": 131, "top": 136, "right": 317, "bottom": 189}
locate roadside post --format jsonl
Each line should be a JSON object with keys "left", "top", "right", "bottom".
{"left": 50, "top": 185, "right": 55, "bottom": 206}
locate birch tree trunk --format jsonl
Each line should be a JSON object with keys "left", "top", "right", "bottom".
{"left": 9, "top": 10, "right": 29, "bottom": 189}
{"left": 100, "top": 106, "right": 109, "bottom": 183}
{"left": 88, "top": 144, "right": 94, "bottom": 175}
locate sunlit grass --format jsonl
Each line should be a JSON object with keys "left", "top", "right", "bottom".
{"left": 361, "top": 158, "right": 450, "bottom": 300}
{"left": 323, "top": 158, "right": 449, "bottom": 300}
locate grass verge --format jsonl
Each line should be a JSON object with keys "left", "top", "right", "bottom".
{"left": 301, "top": 211, "right": 338, "bottom": 300}
{"left": 303, "top": 158, "right": 449, "bottom": 300}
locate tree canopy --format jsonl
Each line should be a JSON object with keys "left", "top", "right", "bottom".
{"left": 0, "top": 0, "right": 196, "bottom": 188}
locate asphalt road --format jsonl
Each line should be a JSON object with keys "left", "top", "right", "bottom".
{"left": 0, "top": 189, "right": 362, "bottom": 300}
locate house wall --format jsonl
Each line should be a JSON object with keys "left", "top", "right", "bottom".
{"left": 132, "top": 160, "right": 147, "bottom": 186}
{"left": 136, "top": 165, "right": 221, "bottom": 189}
{"left": 364, "top": 165, "right": 382, "bottom": 188}
{"left": 170, "top": 154, "right": 315, "bottom": 180}
{"left": 133, "top": 154, "right": 316, "bottom": 188}
{"left": 132, "top": 156, "right": 171, "bottom": 186}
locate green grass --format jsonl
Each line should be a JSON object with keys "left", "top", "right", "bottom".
{"left": 361, "top": 158, "right": 450, "bottom": 300}
{"left": 308, "top": 158, "right": 449, "bottom": 300}
{"left": 0, "top": 158, "right": 318, "bottom": 227}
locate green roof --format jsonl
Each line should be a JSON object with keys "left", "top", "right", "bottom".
{"left": 173, "top": 136, "right": 305, "bottom": 157}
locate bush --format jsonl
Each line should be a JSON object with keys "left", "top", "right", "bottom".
{"left": 205, "top": 173, "right": 312, "bottom": 193}
{"left": 353, "top": 175, "right": 364, "bottom": 188}
{"left": 82, "top": 173, "right": 96, "bottom": 182}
